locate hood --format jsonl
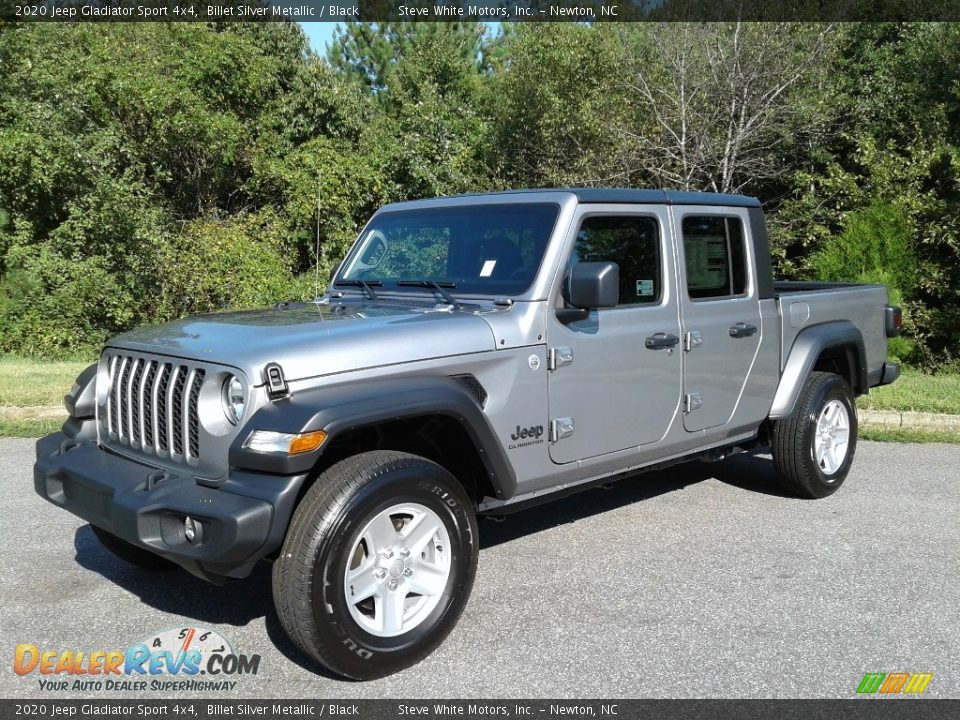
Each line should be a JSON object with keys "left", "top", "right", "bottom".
{"left": 107, "top": 300, "right": 498, "bottom": 384}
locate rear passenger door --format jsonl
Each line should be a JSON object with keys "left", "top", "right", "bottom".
{"left": 547, "top": 207, "right": 683, "bottom": 463}
{"left": 673, "top": 207, "right": 763, "bottom": 432}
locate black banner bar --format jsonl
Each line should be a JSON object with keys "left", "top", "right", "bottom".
{"left": 4, "top": 0, "right": 960, "bottom": 23}
{"left": 1, "top": 700, "right": 959, "bottom": 720}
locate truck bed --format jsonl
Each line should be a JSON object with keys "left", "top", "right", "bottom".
{"left": 773, "top": 281, "right": 889, "bottom": 377}
{"left": 774, "top": 280, "right": 877, "bottom": 295}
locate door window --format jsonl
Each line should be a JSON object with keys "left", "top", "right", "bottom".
{"left": 566, "top": 216, "right": 661, "bottom": 306}
{"left": 681, "top": 216, "right": 747, "bottom": 299}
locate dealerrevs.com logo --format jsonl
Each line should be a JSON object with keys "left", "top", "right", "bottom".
{"left": 14, "top": 627, "right": 261, "bottom": 692}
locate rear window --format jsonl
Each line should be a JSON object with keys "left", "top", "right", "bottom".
{"left": 681, "top": 216, "right": 748, "bottom": 299}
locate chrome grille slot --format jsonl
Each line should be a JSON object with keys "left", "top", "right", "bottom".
{"left": 129, "top": 359, "right": 145, "bottom": 445}
{"left": 187, "top": 372, "right": 203, "bottom": 459}
{"left": 116, "top": 357, "right": 131, "bottom": 440}
{"left": 141, "top": 362, "right": 158, "bottom": 449}
{"left": 171, "top": 367, "right": 186, "bottom": 457}
{"left": 105, "top": 355, "right": 118, "bottom": 436}
{"left": 156, "top": 363, "right": 171, "bottom": 452}
{"left": 102, "top": 353, "right": 206, "bottom": 466}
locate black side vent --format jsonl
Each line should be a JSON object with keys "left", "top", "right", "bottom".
{"left": 452, "top": 375, "right": 488, "bottom": 408}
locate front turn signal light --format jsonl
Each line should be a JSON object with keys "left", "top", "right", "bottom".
{"left": 288, "top": 430, "right": 327, "bottom": 454}
{"left": 243, "top": 429, "right": 327, "bottom": 455}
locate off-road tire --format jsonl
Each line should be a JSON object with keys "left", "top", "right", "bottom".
{"left": 90, "top": 525, "right": 175, "bottom": 570}
{"left": 273, "top": 451, "right": 478, "bottom": 680}
{"left": 771, "top": 371, "right": 858, "bottom": 499}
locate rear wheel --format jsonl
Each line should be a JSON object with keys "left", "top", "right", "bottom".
{"left": 90, "top": 525, "right": 174, "bottom": 570}
{"left": 771, "top": 371, "right": 858, "bottom": 498}
{"left": 273, "top": 451, "right": 478, "bottom": 680}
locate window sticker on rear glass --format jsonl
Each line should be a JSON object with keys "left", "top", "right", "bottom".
{"left": 480, "top": 260, "right": 497, "bottom": 277}
{"left": 636, "top": 279, "right": 654, "bottom": 297}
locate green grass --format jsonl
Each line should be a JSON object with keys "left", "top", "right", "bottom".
{"left": 859, "top": 426, "right": 959, "bottom": 444}
{"left": 0, "top": 417, "right": 65, "bottom": 438}
{"left": 857, "top": 369, "right": 960, "bottom": 415}
{"left": 0, "top": 356, "right": 92, "bottom": 407}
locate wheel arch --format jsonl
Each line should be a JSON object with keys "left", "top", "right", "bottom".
{"left": 769, "top": 321, "right": 867, "bottom": 420}
{"left": 305, "top": 414, "right": 503, "bottom": 509}
{"left": 229, "top": 376, "right": 516, "bottom": 505}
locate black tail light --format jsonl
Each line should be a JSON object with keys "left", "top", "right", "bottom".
{"left": 885, "top": 305, "right": 902, "bottom": 338}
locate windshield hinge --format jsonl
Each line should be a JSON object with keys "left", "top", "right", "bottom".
{"left": 264, "top": 363, "right": 289, "bottom": 400}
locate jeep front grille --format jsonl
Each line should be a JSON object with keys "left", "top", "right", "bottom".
{"left": 103, "top": 353, "right": 205, "bottom": 462}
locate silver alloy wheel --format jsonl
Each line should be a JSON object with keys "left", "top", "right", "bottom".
{"left": 814, "top": 399, "right": 850, "bottom": 477}
{"left": 343, "top": 503, "right": 452, "bottom": 638}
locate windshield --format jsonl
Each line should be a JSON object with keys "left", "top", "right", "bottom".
{"left": 338, "top": 203, "right": 560, "bottom": 296}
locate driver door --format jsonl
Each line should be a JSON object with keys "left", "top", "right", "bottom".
{"left": 546, "top": 206, "right": 683, "bottom": 464}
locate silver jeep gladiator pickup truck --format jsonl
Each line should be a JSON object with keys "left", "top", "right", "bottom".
{"left": 35, "top": 189, "right": 901, "bottom": 679}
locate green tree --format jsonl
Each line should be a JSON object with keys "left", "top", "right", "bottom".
{"left": 810, "top": 200, "right": 918, "bottom": 361}
{"left": 327, "top": 21, "right": 485, "bottom": 96}
{"left": 620, "top": 22, "right": 838, "bottom": 194}
{"left": 772, "top": 23, "right": 960, "bottom": 368}
{"left": 0, "top": 23, "right": 326, "bottom": 356}
{"left": 156, "top": 211, "right": 297, "bottom": 320}
{"left": 484, "top": 24, "right": 632, "bottom": 187}
{"left": 374, "top": 23, "right": 492, "bottom": 198}
{"left": 2, "top": 20, "right": 958, "bottom": 370}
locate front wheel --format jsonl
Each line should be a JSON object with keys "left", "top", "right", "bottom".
{"left": 771, "top": 371, "right": 858, "bottom": 499}
{"left": 273, "top": 451, "right": 478, "bottom": 680}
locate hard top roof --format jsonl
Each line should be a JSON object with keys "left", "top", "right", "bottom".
{"left": 375, "top": 188, "right": 764, "bottom": 216}
{"left": 405, "top": 188, "right": 762, "bottom": 208}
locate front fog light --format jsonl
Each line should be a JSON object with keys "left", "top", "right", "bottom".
{"left": 243, "top": 429, "right": 327, "bottom": 455}
{"left": 184, "top": 516, "right": 198, "bottom": 543}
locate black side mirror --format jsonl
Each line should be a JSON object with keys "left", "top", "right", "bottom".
{"left": 568, "top": 261, "right": 619, "bottom": 309}
{"left": 559, "top": 261, "right": 619, "bottom": 324}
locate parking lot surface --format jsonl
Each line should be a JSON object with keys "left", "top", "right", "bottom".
{"left": 2, "top": 438, "right": 957, "bottom": 698}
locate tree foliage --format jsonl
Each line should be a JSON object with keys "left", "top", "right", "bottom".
{"left": 620, "top": 23, "right": 837, "bottom": 194}
{"left": 485, "top": 24, "right": 632, "bottom": 187}
{"left": 771, "top": 23, "right": 960, "bottom": 368}
{"left": 0, "top": 21, "right": 957, "bottom": 369}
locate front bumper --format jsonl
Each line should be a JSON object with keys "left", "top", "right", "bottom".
{"left": 34, "top": 422, "right": 307, "bottom": 583}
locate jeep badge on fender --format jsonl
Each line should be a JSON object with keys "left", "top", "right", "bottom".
{"left": 510, "top": 425, "right": 543, "bottom": 442}
{"left": 34, "top": 189, "right": 901, "bottom": 680}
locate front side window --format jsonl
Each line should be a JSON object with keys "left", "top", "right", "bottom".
{"left": 339, "top": 203, "right": 559, "bottom": 295}
{"left": 681, "top": 216, "right": 748, "bottom": 299}
{"left": 566, "top": 215, "right": 662, "bottom": 306}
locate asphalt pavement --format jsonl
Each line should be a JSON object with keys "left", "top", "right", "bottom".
{"left": 2, "top": 438, "right": 957, "bottom": 699}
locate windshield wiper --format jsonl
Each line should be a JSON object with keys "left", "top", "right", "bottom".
{"left": 396, "top": 280, "right": 460, "bottom": 307}
{"left": 333, "top": 279, "right": 382, "bottom": 301}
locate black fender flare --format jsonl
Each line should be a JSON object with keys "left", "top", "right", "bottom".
{"left": 769, "top": 321, "right": 867, "bottom": 420}
{"left": 229, "top": 376, "right": 516, "bottom": 500}
{"left": 65, "top": 363, "right": 98, "bottom": 419}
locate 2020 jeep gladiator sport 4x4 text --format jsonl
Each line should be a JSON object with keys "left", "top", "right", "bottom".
{"left": 35, "top": 189, "right": 902, "bottom": 679}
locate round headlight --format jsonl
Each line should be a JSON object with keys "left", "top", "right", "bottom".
{"left": 222, "top": 376, "right": 245, "bottom": 425}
